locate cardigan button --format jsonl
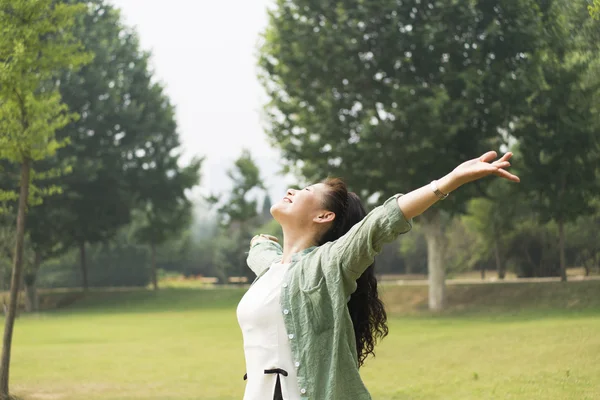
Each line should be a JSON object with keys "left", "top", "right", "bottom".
{"left": 294, "top": 361, "right": 300, "bottom": 367}
{"left": 283, "top": 282, "right": 288, "bottom": 288}
{"left": 288, "top": 333, "right": 294, "bottom": 339}
{"left": 283, "top": 309, "right": 290, "bottom": 315}
{"left": 300, "top": 388, "right": 307, "bottom": 394}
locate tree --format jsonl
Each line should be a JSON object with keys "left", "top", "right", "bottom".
{"left": 567, "top": 198, "right": 600, "bottom": 276}
{"left": 462, "top": 178, "right": 521, "bottom": 279}
{"left": 0, "top": 0, "right": 91, "bottom": 397}
{"left": 24, "top": 198, "right": 73, "bottom": 310}
{"left": 119, "top": 63, "right": 202, "bottom": 291}
{"left": 131, "top": 151, "right": 202, "bottom": 290}
{"left": 259, "top": 0, "right": 548, "bottom": 309}
{"left": 28, "top": 0, "right": 179, "bottom": 290}
{"left": 513, "top": 0, "right": 600, "bottom": 281}
{"left": 398, "top": 223, "right": 427, "bottom": 275}
{"left": 0, "top": 153, "right": 74, "bottom": 310}
{"left": 211, "top": 150, "right": 265, "bottom": 280}
{"left": 462, "top": 198, "right": 503, "bottom": 278}
{"left": 504, "top": 217, "right": 562, "bottom": 277}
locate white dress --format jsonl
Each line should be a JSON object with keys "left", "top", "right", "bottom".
{"left": 237, "top": 262, "right": 302, "bottom": 400}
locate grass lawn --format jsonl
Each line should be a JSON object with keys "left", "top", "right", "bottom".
{"left": 8, "top": 282, "right": 600, "bottom": 400}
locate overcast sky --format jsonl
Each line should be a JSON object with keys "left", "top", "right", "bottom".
{"left": 110, "top": 0, "right": 293, "bottom": 205}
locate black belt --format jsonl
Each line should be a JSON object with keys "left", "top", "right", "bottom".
{"left": 243, "top": 368, "right": 289, "bottom": 400}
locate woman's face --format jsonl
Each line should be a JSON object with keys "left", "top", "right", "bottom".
{"left": 270, "top": 183, "right": 335, "bottom": 227}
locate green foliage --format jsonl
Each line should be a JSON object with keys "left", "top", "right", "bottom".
{"left": 129, "top": 126, "right": 202, "bottom": 248}
{"left": 458, "top": 178, "right": 521, "bottom": 276}
{"left": 566, "top": 198, "right": 600, "bottom": 274}
{"left": 509, "top": 0, "right": 600, "bottom": 277}
{"left": 214, "top": 149, "right": 264, "bottom": 225}
{"left": 444, "top": 218, "right": 484, "bottom": 275}
{"left": 514, "top": 21, "right": 600, "bottom": 225}
{"left": 398, "top": 223, "right": 427, "bottom": 274}
{"left": 37, "top": 234, "right": 150, "bottom": 288}
{"left": 590, "top": 0, "right": 600, "bottom": 19}
{"left": 503, "top": 218, "right": 562, "bottom": 277}
{"left": 0, "top": 0, "right": 91, "bottom": 160}
{"left": 258, "top": 0, "right": 546, "bottom": 207}
{"left": 210, "top": 150, "right": 266, "bottom": 279}
{"left": 0, "top": 0, "right": 92, "bottom": 207}
{"left": 23, "top": 0, "right": 194, "bottom": 283}
{"left": 43, "top": 0, "right": 152, "bottom": 248}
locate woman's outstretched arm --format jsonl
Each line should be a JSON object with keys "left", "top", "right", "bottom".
{"left": 397, "top": 151, "right": 519, "bottom": 220}
{"left": 322, "top": 151, "right": 519, "bottom": 290}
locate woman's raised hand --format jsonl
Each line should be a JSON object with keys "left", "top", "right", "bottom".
{"left": 451, "top": 151, "right": 520, "bottom": 186}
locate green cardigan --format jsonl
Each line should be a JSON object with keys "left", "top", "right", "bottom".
{"left": 245, "top": 194, "right": 413, "bottom": 400}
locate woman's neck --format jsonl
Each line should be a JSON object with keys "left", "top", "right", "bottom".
{"left": 280, "top": 227, "right": 318, "bottom": 263}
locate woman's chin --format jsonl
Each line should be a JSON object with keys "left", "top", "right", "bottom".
{"left": 270, "top": 203, "right": 291, "bottom": 221}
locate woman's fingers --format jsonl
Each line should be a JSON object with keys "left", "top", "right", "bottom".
{"left": 499, "top": 152, "right": 513, "bottom": 162}
{"left": 479, "top": 151, "right": 498, "bottom": 163}
{"left": 492, "top": 161, "right": 511, "bottom": 168}
{"left": 494, "top": 168, "right": 520, "bottom": 182}
{"left": 481, "top": 151, "right": 512, "bottom": 165}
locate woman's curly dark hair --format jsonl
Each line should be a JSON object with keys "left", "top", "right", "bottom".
{"left": 317, "top": 178, "right": 389, "bottom": 367}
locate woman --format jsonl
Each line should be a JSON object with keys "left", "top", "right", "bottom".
{"left": 237, "top": 151, "right": 519, "bottom": 400}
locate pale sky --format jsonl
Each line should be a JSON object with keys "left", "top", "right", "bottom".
{"left": 110, "top": 0, "right": 293, "bottom": 204}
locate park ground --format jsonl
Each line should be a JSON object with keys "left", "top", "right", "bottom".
{"left": 5, "top": 279, "right": 600, "bottom": 400}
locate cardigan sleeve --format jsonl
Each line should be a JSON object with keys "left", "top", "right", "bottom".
{"left": 246, "top": 237, "right": 283, "bottom": 277}
{"left": 324, "top": 194, "right": 412, "bottom": 288}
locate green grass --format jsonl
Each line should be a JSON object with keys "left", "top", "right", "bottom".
{"left": 8, "top": 282, "right": 600, "bottom": 400}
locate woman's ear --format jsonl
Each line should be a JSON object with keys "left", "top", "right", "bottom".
{"left": 313, "top": 211, "right": 336, "bottom": 225}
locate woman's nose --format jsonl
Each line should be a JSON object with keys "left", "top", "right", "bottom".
{"left": 287, "top": 188, "right": 296, "bottom": 196}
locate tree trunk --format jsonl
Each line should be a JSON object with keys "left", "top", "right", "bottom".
{"left": 24, "top": 251, "right": 42, "bottom": 313}
{"left": 422, "top": 210, "right": 446, "bottom": 311}
{"left": 79, "top": 241, "right": 88, "bottom": 290}
{"left": 151, "top": 243, "right": 158, "bottom": 291}
{"left": 0, "top": 158, "right": 31, "bottom": 399}
{"left": 558, "top": 218, "right": 567, "bottom": 282}
{"left": 494, "top": 237, "right": 505, "bottom": 279}
{"left": 480, "top": 264, "right": 486, "bottom": 280}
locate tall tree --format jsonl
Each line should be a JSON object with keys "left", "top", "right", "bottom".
{"left": 117, "top": 69, "right": 203, "bottom": 291}
{"left": 259, "top": 0, "right": 548, "bottom": 309}
{"left": 513, "top": 0, "right": 600, "bottom": 281}
{"left": 28, "top": 0, "right": 178, "bottom": 290}
{"left": 130, "top": 110, "right": 202, "bottom": 290}
{"left": 0, "top": 0, "right": 90, "bottom": 397}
